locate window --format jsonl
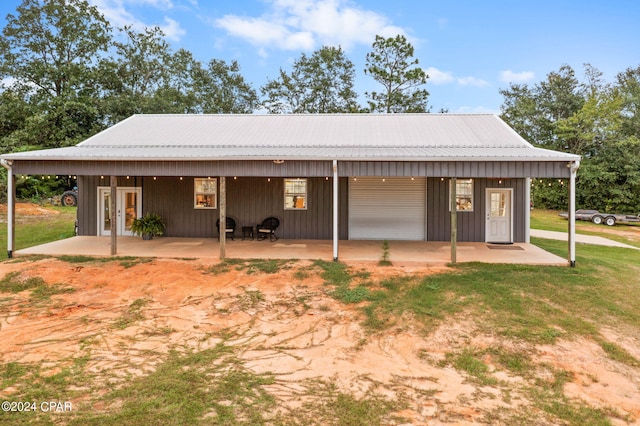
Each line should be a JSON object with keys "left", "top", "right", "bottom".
{"left": 284, "top": 178, "right": 307, "bottom": 210}
{"left": 450, "top": 178, "right": 474, "bottom": 211}
{"left": 194, "top": 178, "right": 217, "bottom": 209}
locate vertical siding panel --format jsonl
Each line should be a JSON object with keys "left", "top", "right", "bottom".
{"left": 339, "top": 177, "right": 348, "bottom": 240}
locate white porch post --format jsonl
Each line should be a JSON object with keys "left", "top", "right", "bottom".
{"left": 219, "top": 176, "right": 226, "bottom": 260}
{"left": 568, "top": 160, "right": 580, "bottom": 267}
{"left": 2, "top": 160, "right": 15, "bottom": 258}
{"left": 110, "top": 176, "right": 117, "bottom": 256}
{"left": 525, "top": 177, "right": 531, "bottom": 243}
{"left": 332, "top": 160, "right": 339, "bottom": 262}
{"left": 450, "top": 177, "right": 457, "bottom": 264}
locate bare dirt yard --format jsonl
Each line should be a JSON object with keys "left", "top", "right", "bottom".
{"left": 0, "top": 206, "right": 639, "bottom": 425}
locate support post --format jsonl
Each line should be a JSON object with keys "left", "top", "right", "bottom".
{"left": 2, "top": 160, "right": 15, "bottom": 258}
{"left": 525, "top": 177, "right": 531, "bottom": 244}
{"left": 110, "top": 176, "right": 117, "bottom": 256}
{"left": 568, "top": 161, "right": 580, "bottom": 267}
{"left": 450, "top": 177, "right": 457, "bottom": 264}
{"left": 219, "top": 176, "right": 226, "bottom": 260}
{"left": 332, "top": 160, "right": 339, "bottom": 262}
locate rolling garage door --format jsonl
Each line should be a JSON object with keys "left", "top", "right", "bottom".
{"left": 348, "top": 177, "right": 426, "bottom": 240}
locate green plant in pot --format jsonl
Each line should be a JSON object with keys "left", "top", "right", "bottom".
{"left": 130, "top": 213, "right": 166, "bottom": 240}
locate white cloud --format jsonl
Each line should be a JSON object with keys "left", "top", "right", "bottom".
{"left": 160, "top": 17, "right": 186, "bottom": 41}
{"left": 500, "top": 70, "right": 535, "bottom": 83}
{"left": 214, "top": 0, "right": 407, "bottom": 54}
{"left": 425, "top": 67, "right": 454, "bottom": 85}
{"left": 425, "top": 67, "right": 488, "bottom": 87}
{"left": 457, "top": 76, "right": 488, "bottom": 87}
{"left": 90, "top": 0, "right": 186, "bottom": 41}
{"left": 215, "top": 15, "right": 315, "bottom": 51}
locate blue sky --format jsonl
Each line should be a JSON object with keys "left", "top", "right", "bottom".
{"left": 1, "top": 0, "right": 639, "bottom": 113}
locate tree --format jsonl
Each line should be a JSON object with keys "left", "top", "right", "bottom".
{"left": 364, "top": 35, "right": 429, "bottom": 113}
{"left": 198, "top": 59, "right": 259, "bottom": 114}
{"left": 99, "top": 25, "right": 173, "bottom": 122}
{"left": 0, "top": 0, "right": 111, "bottom": 152}
{"left": 500, "top": 64, "right": 640, "bottom": 212}
{"left": 100, "top": 27, "right": 259, "bottom": 120}
{"left": 262, "top": 46, "right": 358, "bottom": 113}
{"left": 616, "top": 66, "right": 640, "bottom": 138}
{"left": 501, "top": 65, "right": 584, "bottom": 153}
{"left": 0, "top": 0, "right": 111, "bottom": 103}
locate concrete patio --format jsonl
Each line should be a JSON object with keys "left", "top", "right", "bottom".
{"left": 15, "top": 236, "right": 568, "bottom": 266}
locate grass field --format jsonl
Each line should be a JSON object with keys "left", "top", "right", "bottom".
{"left": 0, "top": 205, "right": 77, "bottom": 259}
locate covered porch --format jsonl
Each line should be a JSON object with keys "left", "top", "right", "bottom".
{"left": 14, "top": 236, "right": 567, "bottom": 265}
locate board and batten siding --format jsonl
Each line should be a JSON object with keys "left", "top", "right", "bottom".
{"left": 348, "top": 177, "right": 426, "bottom": 240}
{"left": 78, "top": 176, "right": 348, "bottom": 240}
{"left": 426, "top": 177, "right": 527, "bottom": 242}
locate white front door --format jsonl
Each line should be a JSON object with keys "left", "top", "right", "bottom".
{"left": 486, "top": 189, "right": 513, "bottom": 243}
{"left": 98, "top": 187, "right": 142, "bottom": 236}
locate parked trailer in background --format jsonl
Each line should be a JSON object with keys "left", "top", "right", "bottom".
{"left": 559, "top": 209, "right": 640, "bottom": 226}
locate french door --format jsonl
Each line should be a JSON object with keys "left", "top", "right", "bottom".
{"left": 98, "top": 187, "right": 142, "bottom": 236}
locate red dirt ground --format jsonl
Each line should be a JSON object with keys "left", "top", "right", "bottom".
{"left": 0, "top": 205, "right": 639, "bottom": 424}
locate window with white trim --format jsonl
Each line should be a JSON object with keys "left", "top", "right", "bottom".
{"left": 450, "top": 178, "right": 474, "bottom": 211}
{"left": 194, "top": 178, "right": 217, "bottom": 209}
{"left": 284, "top": 178, "right": 307, "bottom": 210}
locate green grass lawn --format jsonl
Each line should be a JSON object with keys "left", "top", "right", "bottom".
{"left": 531, "top": 208, "right": 640, "bottom": 248}
{"left": 0, "top": 205, "right": 77, "bottom": 259}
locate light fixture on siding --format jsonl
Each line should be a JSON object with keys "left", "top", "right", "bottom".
{"left": 267, "top": 178, "right": 271, "bottom": 182}
{"left": 273, "top": 160, "right": 285, "bottom": 164}
{"left": 353, "top": 177, "right": 357, "bottom": 181}
{"left": 153, "top": 176, "right": 157, "bottom": 180}
{"left": 179, "top": 177, "right": 183, "bottom": 181}
{"left": 382, "top": 178, "right": 386, "bottom": 182}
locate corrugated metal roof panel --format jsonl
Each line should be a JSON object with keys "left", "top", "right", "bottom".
{"left": 2, "top": 114, "right": 580, "bottom": 162}
{"left": 3, "top": 145, "right": 578, "bottom": 162}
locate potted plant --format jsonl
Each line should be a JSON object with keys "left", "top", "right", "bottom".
{"left": 130, "top": 213, "right": 166, "bottom": 240}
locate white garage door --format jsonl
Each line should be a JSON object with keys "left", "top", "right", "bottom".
{"left": 349, "top": 177, "right": 426, "bottom": 240}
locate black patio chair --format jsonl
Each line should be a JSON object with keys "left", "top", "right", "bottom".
{"left": 216, "top": 217, "right": 236, "bottom": 241}
{"left": 256, "top": 217, "right": 280, "bottom": 242}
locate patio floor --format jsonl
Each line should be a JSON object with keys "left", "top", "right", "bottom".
{"left": 15, "top": 236, "right": 568, "bottom": 266}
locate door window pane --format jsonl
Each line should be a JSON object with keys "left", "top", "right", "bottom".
{"left": 103, "top": 193, "right": 111, "bottom": 230}
{"left": 124, "top": 192, "right": 138, "bottom": 231}
{"left": 490, "top": 192, "right": 507, "bottom": 217}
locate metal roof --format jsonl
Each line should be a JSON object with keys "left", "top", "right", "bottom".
{"left": 1, "top": 114, "right": 580, "bottom": 162}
